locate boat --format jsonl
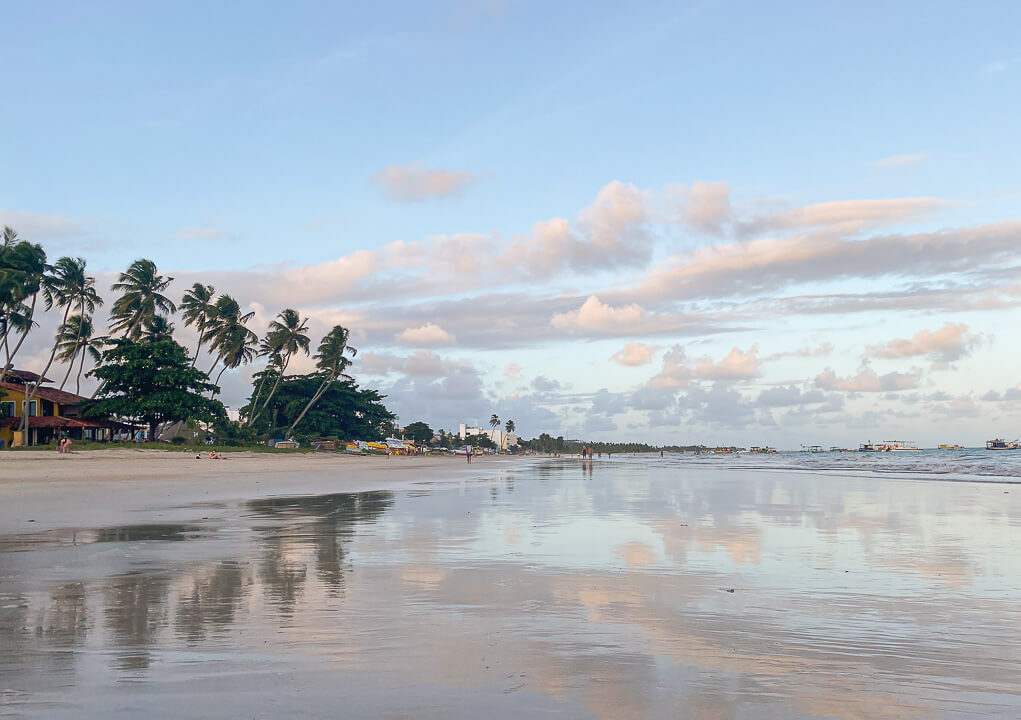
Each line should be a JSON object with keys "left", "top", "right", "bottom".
{"left": 345, "top": 441, "right": 363, "bottom": 454}
{"left": 858, "top": 442, "right": 880, "bottom": 452}
{"left": 749, "top": 446, "right": 778, "bottom": 454}
{"left": 938, "top": 444, "right": 964, "bottom": 450}
{"left": 830, "top": 446, "right": 854, "bottom": 453}
{"left": 878, "top": 440, "right": 920, "bottom": 452}
{"left": 986, "top": 438, "right": 1021, "bottom": 450}
{"left": 801, "top": 445, "right": 824, "bottom": 453}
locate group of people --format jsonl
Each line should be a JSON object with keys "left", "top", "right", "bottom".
{"left": 580, "top": 447, "right": 608, "bottom": 459}
{"left": 196, "top": 450, "right": 224, "bottom": 459}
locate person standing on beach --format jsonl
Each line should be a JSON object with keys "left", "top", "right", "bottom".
{"left": 466, "top": 446, "right": 473, "bottom": 463}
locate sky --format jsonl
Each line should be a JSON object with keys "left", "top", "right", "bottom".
{"left": 2, "top": 0, "right": 1020, "bottom": 447}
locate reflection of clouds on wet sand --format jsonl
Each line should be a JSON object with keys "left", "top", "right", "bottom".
{"left": 3, "top": 465, "right": 1021, "bottom": 718}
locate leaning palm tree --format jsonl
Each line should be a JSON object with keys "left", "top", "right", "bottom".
{"left": 246, "top": 308, "right": 310, "bottom": 426}
{"left": 204, "top": 294, "right": 257, "bottom": 395}
{"left": 489, "top": 414, "right": 500, "bottom": 432}
{"left": 21, "top": 256, "right": 101, "bottom": 434}
{"left": 55, "top": 315, "right": 105, "bottom": 394}
{"left": 0, "top": 227, "right": 48, "bottom": 383}
{"left": 287, "top": 325, "right": 357, "bottom": 435}
{"left": 180, "top": 282, "right": 216, "bottom": 367}
{"left": 505, "top": 420, "right": 515, "bottom": 434}
{"left": 109, "top": 259, "right": 176, "bottom": 339}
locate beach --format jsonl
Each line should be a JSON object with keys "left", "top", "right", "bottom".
{"left": 2, "top": 454, "right": 1020, "bottom": 718}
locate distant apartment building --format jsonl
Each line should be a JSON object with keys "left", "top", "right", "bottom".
{"left": 458, "top": 423, "right": 518, "bottom": 450}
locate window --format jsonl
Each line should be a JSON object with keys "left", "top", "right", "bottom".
{"left": 22, "top": 400, "right": 37, "bottom": 417}
{"left": 0, "top": 401, "right": 13, "bottom": 417}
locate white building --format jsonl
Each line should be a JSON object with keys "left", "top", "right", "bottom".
{"left": 458, "top": 423, "right": 518, "bottom": 451}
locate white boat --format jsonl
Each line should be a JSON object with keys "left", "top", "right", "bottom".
{"left": 879, "top": 440, "right": 920, "bottom": 452}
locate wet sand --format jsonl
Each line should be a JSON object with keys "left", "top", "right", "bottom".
{"left": 2, "top": 457, "right": 1020, "bottom": 718}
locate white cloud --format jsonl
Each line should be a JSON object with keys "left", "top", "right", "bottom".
{"left": 395, "top": 323, "right": 456, "bottom": 346}
{"left": 815, "top": 365, "right": 920, "bottom": 393}
{"left": 870, "top": 323, "right": 979, "bottom": 364}
{"left": 610, "top": 342, "right": 658, "bottom": 367}
{"left": 766, "top": 342, "right": 833, "bottom": 362}
{"left": 646, "top": 346, "right": 693, "bottom": 389}
{"left": 872, "top": 153, "right": 927, "bottom": 168}
{"left": 550, "top": 295, "right": 646, "bottom": 330}
{"left": 0, "top": 209, "right": 81, "bottom": 239}
{"left": 372, "top": 163, "right": 475, "bottom": 203}
{"left": 666, "top": 181, "right": 731, "bottom": 235}
{"left": 504, "top": 362, "right": 522, "bottom": 382}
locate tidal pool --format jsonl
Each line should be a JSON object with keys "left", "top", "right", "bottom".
{"left": 2, "top": 459, "right": 1020, "bottom": 718}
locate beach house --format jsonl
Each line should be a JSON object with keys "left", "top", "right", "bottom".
{"left": 457, "top": 423, "right": 518, "bottom": 451}
{"left": 0, "top": 370, "right": 121, "bottom": 448}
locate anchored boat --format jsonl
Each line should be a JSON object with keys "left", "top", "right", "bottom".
{"left": 986, "top": 438, "right": 1021, "bottom": 450}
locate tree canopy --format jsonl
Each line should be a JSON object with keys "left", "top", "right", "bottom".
{"left": 83, "top": 337, "right": 225, "bottom": 440}
{"left": 404, "top": 421, "right": 433, "bottom": 444}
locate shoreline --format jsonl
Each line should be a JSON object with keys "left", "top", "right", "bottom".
{"left": 0, "top": 448, "right": 536, "bottom": 535}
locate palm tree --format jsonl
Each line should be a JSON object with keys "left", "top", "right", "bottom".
{"left": 489, "top": 414, "right": 500, "bottom": 432}
{"left": 505, "top": 420, "right": 515, "bottom": 434}
{"left": 0, "top": 227, "right": 48, "bottom": 383}
{"left": 246, "top": 308, "right": 310, "bottom": 426}
{"left": 109, "top": 259, "right": 176, "bottom": 339}
{"left": 140, "top": 315, "right": 176, "bottom": 342}
{"left": 55, "top": 315, "right": 105, "bottom": 394}
{"left": 287, "top": 325, "right": 357, "bottom": 435}
{"left": 180, "top": 283, "right": 216, "bottom": 367}
{"left": 204, "top": 294, "right": 257, "bottom": 396}
{"left": 21, "top": 257, "right": 102, "bottom": 434}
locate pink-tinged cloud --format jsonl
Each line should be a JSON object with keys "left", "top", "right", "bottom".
{"left": 647, "top": 346, "right": 693, "bottom": 389}
{"left": 611, "top": 342, "right": 658, "bottom": 367}
{"left": 504, "top": 362, "right": 522, "bottom": 382}
{"left": 815, "top": 366, "right": 920, "bottom": 392}
{"left": 743, "top": 197, "right": 944, "bottom": 235}
{"left": 693, "top": 346, "right": 760, "bottom": 380}
{"left": 395, "top": 323, "right": 456, "bottom": 346}
{"left": 766, "top": 342, "right": 833, "bottom": 361}
{"left": 550, "top": 295, "right": 646, "bottom": 330}
{"left": 372, "top": 163, "right": 475, "bottom": 203}
{"left": 870, "top": 323, "right": 979, "bottom": 363}
{"left": 638, "top": 221, "right": 1021, "bottom": 302}
{"left": 666, "top": 180, "right": 731, "bottom": 235}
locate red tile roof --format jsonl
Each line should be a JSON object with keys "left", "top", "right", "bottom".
{"left": 0, "top": 382, "right": 87, "bottom": 406}
{"left": 0, "top": 369, "right": 54, "bottom": 383}
{"left": 0, "top": 416, "right": 120, "bottom": 429}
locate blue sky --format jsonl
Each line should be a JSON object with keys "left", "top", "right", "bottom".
{"left": 3, "top": 1, "right": 1020, "bottom": 445}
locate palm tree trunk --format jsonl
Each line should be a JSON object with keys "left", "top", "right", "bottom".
{"left": 211, "top": 364, "right": 228, "bottom": 398}
{"left": 246, "top": 371, "right": 270, "bottom": 423}
{"left": 59, "top": 348, "right": 78, "bottom": 389}
{"left": 248, "top": 353, "right": 289, "bottom": 426}
{"left": 286, "top": 374, "right": 334, "bottom": 436}
{"left": 21, "top": 305, "right": 71, "bottom": 435}
{"left": 76, "top": 345, "right": 87, "bottom": 395}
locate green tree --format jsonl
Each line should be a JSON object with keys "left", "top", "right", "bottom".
{"left": 489, "top": 413, "right": 500, "bottom": 432}
{"left": 247, "top": 308, "right": 310, "bottom": 426}
{"left": 285, "top": 325, "right": 356, "bottom": 435}
{"left": 22, "top": 256, "right": 102, "bottom": 434}
{"left": 505, "top": 419, "right": 515, "bottom": 434}
{"left": 140, "top": 315, "right": 175, "bottom": 342}
{"left": 109, "top": 259, "right": 176, "bottom": 339}
{"left": 84, "top": 337, "right": 225, "bottom": 442}
{"left": 404, "top": 421, "right": 433, "bottom": 444}
{"left": 180, "top": 283, "right": 216, "bottom": 367}
{"left": 0, "top": 226, "right": 48, "bottom": 383}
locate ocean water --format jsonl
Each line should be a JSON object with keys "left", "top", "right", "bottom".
{"left": 2, "top": 457, "right": 1020, "bottom": 718}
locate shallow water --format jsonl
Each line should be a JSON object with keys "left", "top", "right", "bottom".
{"left": 2, "top": 459, "right": 1020, "bottom": 718}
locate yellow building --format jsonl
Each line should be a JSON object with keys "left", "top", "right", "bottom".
{"left": 0, "top": 370, "right": 119, "bottom": 448}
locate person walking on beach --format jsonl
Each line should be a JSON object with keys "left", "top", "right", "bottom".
{"left": 466, "top": 446, "right": 473, "bottom": 464}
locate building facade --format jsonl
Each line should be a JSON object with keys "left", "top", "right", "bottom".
{"left": 0, "top": 371, "right": 120, "bottom": 448}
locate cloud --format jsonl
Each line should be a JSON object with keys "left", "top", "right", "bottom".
{"left": 646, "top": 346, "right": 693, "bottom": 389}
{"left": 0, "top": 209, "right": 81, "bottom": 240}
{"left": 870, "top": 323, "right": 979, "bottom": 364}
{"left": 550, "top": 295, "right": 647, "bottom": 330}
{"left": 395, "top": 323, "right": 456, "bottom": 346}
{"left": 872, "top": 153, "right": 927, "bottom": 168}
{"left": 638, "top": 220, "right": 1019, "bottom": 302}
{"left": 755, "top": 385, "right": 828, "bottom": 408}
{"left": 815, "top": 365, "right": 920, "bottom": 392}
{"left": 372, "top": 163, "right": 475, "bottom": 203}
{"left": 766, "top": 342, "right": 833, "bottom": 362}
{"left": 666, "top": 181, "right": 731, "bottom": 235}
{"left": 693, "top": 346, "right": 760, "bottom": 381}
{"left": 741, "top": 197, "right": 943, "bottom": 235}
{"left": 531, "top": 375, "right": 562, "bottom": 393}
{"left": 504, "top": 362, "right": 522, "bottom": 382}
{"left": 610, "top": 342, "right": 658, "bottom": 367}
